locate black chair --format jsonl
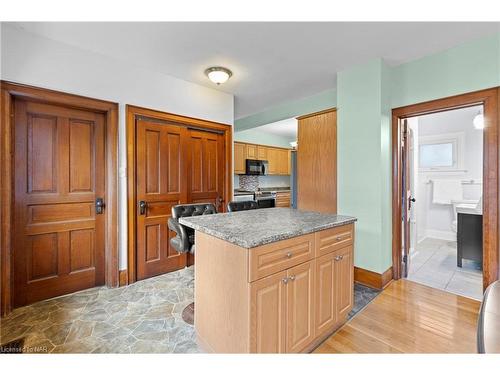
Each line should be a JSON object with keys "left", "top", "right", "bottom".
{"left": 168, "top": 203, "right": 217, "bottom": 255}
{"left": 227, "top": 200, "right": 258, "bottom": 212}
{"left": 167, "top": 203, "right": 216, "bottom": 325}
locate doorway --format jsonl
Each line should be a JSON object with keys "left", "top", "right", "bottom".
{"left": 126, "top": 105, "right": 232, "bottom": 283}
{"left": 392, "top": 88, "right": 499, "bottom": 294}
{"left": 402, "top": 106, "right": 484, "bottom": 299}
{"left": 1, "top": 82, "right": 119, "bottom": 314}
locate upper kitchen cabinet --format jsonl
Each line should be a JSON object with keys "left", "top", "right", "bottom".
{"left": 234, "top": 142, "right": 247, "bottom": 174}
{"left": 246, "top": 144, "right": 258, "bottom": 159}
{"left": 234, "top": 141, "right": 292, "bottom": 176}
{"left": 297, "top": 109, "right": 337, "bottom": 213}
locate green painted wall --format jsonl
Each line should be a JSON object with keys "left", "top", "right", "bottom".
{"left": 235, "top": 88, "right": 336, "bottom": 131}
{"left": 234, "top": 128, "right": 293, "bottom": 148}
{"left": 233, "top": 32, "right": 500, "bottom": 275}
{"left": 337, "top": 59, "right": 392, "bottom": 273}
{"left": 391, "top": 33, "right": 500, "bottom": 108}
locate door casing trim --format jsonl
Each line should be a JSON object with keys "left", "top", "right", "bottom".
{"left": 126, "top": 104, "right": 233, "bottom": 285}
{"left": 392, "top": 87, "right": 500, "bottom": 290}
{"left": 0, "top": 81, "right": 119, "bottom": 316}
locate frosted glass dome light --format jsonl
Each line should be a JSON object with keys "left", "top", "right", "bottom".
{"left": 205, "top": 67, "right": 232, "bottom": 85}
{"left": 473, "top": 113, "right": 484, "bottom": 130}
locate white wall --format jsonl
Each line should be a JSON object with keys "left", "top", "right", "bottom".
{"left": 415, "top": 106, "right": 483, "bottom": 242}
{"left": 1, "top": 24, "right": 234, "bottom": 270}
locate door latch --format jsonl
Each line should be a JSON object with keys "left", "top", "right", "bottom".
{"left": 139, "top": 200, "right": 147, "bottom": 215}
{"left": 95, "top": 198, "right": 105, "bottom": 214}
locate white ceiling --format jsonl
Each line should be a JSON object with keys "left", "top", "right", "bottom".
{"left": 252, "top": 117, "right": 298, "bottom": 140}
{"left": 9, "top": 22, "right": 500, "bottom": 119}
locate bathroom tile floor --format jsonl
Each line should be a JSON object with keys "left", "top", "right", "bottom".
{"left": 406, "top": 237, "right": 483, "bottom": 300}
{"left": 1, "top": 266, "right": 379, "bottom": 354}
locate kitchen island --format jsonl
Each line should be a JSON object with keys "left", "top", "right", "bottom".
{"left": 180, "top": 208, "right": 356, "bottom": 353}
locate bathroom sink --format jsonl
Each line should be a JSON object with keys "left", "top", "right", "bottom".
{"left": 456, "top": 203, "right": 482, "bottom": 215}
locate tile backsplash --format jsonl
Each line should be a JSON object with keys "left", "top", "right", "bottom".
{"left": 235, "top": 174, "right": 291, "bottom": 190}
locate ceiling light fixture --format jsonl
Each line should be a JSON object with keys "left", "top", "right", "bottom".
{"left": 205, "top": 67, "right": 232, "bottom": 85}
{"left": 473, "top": 111, "right": 485, "bottom": 130}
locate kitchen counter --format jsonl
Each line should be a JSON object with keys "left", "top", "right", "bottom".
{"left": 187, "top": 207, "right": 357, "bottom": 353}
{"left": 180, "top": 207, "right": 356, "bottom": 248}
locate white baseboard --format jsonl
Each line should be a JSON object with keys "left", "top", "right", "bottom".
{"left": 424, "top": 229, "right": 456, "bottom": 242}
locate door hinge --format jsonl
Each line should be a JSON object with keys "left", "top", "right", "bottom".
{"left": 403, "top": 254, "right": 408, "bottom": 263}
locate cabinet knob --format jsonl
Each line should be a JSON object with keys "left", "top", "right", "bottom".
{"left": 335, "top": 256, "right": 341, "bottom": 261}
{"left": 336, "top": 236, "right": 342, "bottom": 241}
{"left": 286, "top": 252, "right": 292, "bottom": 258}
{"left": 289, "top": 275, "right": 295, "bottom": 281}
{"left": 282, "top": 277, "right": 289, "bottom": 284}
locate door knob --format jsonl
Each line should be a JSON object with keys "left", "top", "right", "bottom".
{"left": 139, "top": 200, "right": 147, "bottom": 215}
{"left": 95, "top": 198, "right": 105, "bottom": 214}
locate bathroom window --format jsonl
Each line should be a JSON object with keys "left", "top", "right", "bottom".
{"left": 419, "top": 132, "right": 465, "bottom": 172}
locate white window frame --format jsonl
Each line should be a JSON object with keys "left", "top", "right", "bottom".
{"left": 418, "top": 132, "right": 465, "bottom": 173}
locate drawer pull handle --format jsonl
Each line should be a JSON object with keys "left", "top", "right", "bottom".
{"left": 336, "top": 235, "right": 349, "bottom": 241}
{"left": 289, "top": 275, "right": 295, "bottom": 281}
{"left": 282, "top": 277, "right": 289, "bottom": 284}
{"left": 286, "top": 252, "right": 293, "bottom": 258}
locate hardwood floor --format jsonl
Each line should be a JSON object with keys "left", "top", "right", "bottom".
{"left": 314, "top": 279, "right": 481, "bottom": 353}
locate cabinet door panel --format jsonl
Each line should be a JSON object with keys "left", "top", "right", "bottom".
{"left": 267, "top": 148, "right": 279, "bottom": 175}
{"left": 246, "top": 144, "right": 258, "bottom": 159}
{"left": 286, "top": 261, "right": 315, "bottom": 353}
{"left": 315, "top": 252, "right": 336, "bottom": 337}
{"left": 250, "top": 271, "right": 287, "bottom": 353}
{"left": 257, "top": 146, "right": 267, "bottom": 160}
{"left": 335, "top": 246, "right": 354, "bottom": 318}
{"left": 234, "top": 142, "right": 246, "bottom": 174}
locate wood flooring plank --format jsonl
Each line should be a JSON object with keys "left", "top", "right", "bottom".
{"left": 313, "top": 280, "right": 480, "bottom": 353}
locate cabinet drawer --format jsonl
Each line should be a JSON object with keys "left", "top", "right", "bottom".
{"left": 315, "top": 224, "right": 354, "bottom": 257}
{"left": 249, "top": 234, "right": 315, "bottom": 282}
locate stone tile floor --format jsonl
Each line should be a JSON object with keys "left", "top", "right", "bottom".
{"left": 1, "top": 266, "right": 380, "bottom": 354}
{"left": 0, "top": 266, "right": 198, "bottom": 353}
{"left": 406, "top": 237, "right": 483, "bottom": 300}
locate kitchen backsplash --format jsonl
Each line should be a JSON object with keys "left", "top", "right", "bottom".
{"left": 235, "top": 174, "right": 291, "bottom": 190}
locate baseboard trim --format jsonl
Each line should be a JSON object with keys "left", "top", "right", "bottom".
{"left": 354, "top": 266, "right": 393, "bottom": 290}
{"left": 119, "top": 270, "right": 128, "bottom": 287}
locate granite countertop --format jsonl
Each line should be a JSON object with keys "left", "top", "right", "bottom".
{"left": 179, "top": 208, "right": 356, "bottom": 248}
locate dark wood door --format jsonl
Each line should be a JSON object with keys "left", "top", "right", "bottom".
{"left": 401, "top": 119, "right": 411, "bottom": 278}
{"left": 135, "top": 119, "right": 188, "bottom": 280}
{"left": 187, "top": 129, "right": 226, "bottom": 212}
{"left": 13, "top": 100, "right": 106, "bottom": 307}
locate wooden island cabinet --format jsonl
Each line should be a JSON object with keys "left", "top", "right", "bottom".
{"left": 180, "top": 209, "right": 355, "bottom": 353}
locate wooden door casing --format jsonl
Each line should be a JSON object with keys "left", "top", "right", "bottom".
{"left": 286, "top": 260, "right": 315, "bottom": 353}
{"left": 13, "top": 100, "right": 106, "bottom": 307}
{"left": 187, "top": 129, "right": 226, "bottom": 212}
{"left": 250, "top": 270, "right": 287, "bottom": 353}
{"left": 136, "top": 119, "right": 187, "bottom": 280}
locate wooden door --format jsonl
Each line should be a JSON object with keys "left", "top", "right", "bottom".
{"left": 187, "top": 129, "right": 226, "bottom": 212}
{"left": 314, "top": 253, "right": 337, "bottom": 337}
{"left": 335, "top": 246, "right": 354, "bottom": 317}
{"left": 250, "top": 270, "right": 287, "bottom": 353}
{"left": 267, "top": 148, "right": 279, "bottom": 175}
{"left": 257, "top": 146, "right": 267, "bottom": 160}
{"left": 234, "top": 142, "right": 246, "bottom": 174}
{"left": 246, "top": 144, "right": 258, "bottom": 159}
{"left": 286, "top": 260, "right": 315, "bottom": 353}
{"left": 297, "top": 110, "right": 337, "bottom": 213}
{"left": 13, "top": 100, "right": 106, "bottom": 307}
{"left": 136, "top": 119, "right": 187, "bottom": 280}
{"left": 401, "top": 119, "right": 411, "bottom": 278}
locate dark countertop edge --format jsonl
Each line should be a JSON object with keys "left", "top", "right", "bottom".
{"left": 179, "top": 217, "right": 357, "bottom": 249}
